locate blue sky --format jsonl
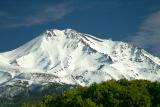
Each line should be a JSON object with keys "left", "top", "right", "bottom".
{"left": 0, "top": 0, "right": 160, "bottom": 56}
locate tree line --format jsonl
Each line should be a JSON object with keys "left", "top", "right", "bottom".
{"left": 21, "top": 79, "right": 160, "bottom": 107}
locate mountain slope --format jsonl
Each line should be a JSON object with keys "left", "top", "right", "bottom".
{"left": 0, "top": 29, "right": 160, "bottom": 90}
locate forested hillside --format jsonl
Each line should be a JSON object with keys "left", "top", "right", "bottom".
{"left": 22, "top": 79, "right": 160, "bottom": 107}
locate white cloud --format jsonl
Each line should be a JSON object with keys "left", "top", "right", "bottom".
{"left": 0, "top": 2, "right": 73, "bottom": 28}
{"left": 129, "top": 10, "right": 160, "bottom": 55}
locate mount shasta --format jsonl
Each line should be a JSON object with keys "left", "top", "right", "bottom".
{"left": 0, "top": 29, "right": 160, "bottom": 96}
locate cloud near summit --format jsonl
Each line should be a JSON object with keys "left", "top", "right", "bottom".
{"left": 129, "top": 10, "right": 160, "bottom": 55}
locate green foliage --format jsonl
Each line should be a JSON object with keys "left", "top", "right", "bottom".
{"left": 19, "top": 79, "right": 160, "bottom": 107}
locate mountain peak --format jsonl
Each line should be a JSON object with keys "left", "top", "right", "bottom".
{"left": 0, "top": 28, "right": 160, "bottom": 88}
{"left": 42, "top": 28, "right": 82, "bottom": 41}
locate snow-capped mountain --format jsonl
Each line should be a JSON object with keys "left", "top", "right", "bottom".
{"left": 0, "top": 29, "right": 160, "bottom": 89}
